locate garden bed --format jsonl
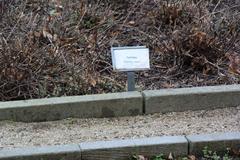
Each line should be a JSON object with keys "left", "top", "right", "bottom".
{"left": 132, "top": 146, "right": 240, "bottom": 160}
{"left": 0, "top": 0, "right": 239, "bottom": 101}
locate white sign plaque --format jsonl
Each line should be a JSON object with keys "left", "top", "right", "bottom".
{"left": 111, "top": 46, "right": 150, "bottom": 71}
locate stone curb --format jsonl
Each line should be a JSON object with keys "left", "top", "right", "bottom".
{"left": 187, "top": 132, "right": 240, "bottom": 156}
{"left": 0, "top": 85, "right": 239, "bottom": 122}
{"left": 0, "top": 144, "right": 81, "bottom": 160}
{"left": 80, "top": 136, "right": 188, "bottom": 160}
{"left": 143, "top": 84, "right": 240, "bottom": 114}
{"left": 0, "top": 91, "right": 143, "bottom": 122}
{"left": 0, "top": 132, "right": 239, "bottom": 160}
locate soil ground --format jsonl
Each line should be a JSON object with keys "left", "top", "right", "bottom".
{"left": 0, "top": 106, "right": 239, "bottom": 149}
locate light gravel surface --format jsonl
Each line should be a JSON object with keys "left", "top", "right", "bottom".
{"left": 0, "top": 106, "right": 240, "bottom": 149}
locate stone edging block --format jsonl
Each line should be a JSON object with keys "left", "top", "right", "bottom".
{"left": 187, "top": 132, "right": 240, "bottom": 156}
{"left": 80, "top": 136, "right": 188, "bottom": 160}
{"left": 143, "top": 85, "right": 240, "bottom": 114}
{"left": 0, "top": 91, "right": 143, "bottom": 122}
{"left": 0, "top": 144, "right": 81, "bottom": 160}
{"left": 0, "top": 132, "right": 239, "bottom": 160}
{"left": 0, "top": 85, "right": 240, "bottom": 122}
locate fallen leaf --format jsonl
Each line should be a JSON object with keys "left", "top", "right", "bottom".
{"left": 137, "top": 155, "right": 147, "bottom": 160}
{"left": 132, "top": 155, "right": 147, "bottom": 160}
{"left": 42, "top": 27, "right": 53, "bottom": 40}
{"left": 162, "top": 82, "right": 174, "bottom": 88}
{"left": 34, "top": 31, "right": 41, "bottom": 38}
{"left": 231, "top": 147, "right": 240, "bottom": 156}
{"left": 168, "top": 152, "right": 173, "bottom": 160}
{"left": 188, "top": 155, "right": 196, "bottom": 160}
{"left": 128, "top": 21, "right": 135, "bottom": 25}
{"left": 226, "top": 52, "right": 240, "bottom": 75}
{"left": 89, "top": 77, "right": 97, "bottom": 87}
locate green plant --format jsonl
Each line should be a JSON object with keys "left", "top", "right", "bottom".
{"left": 81, "top": 14, "right": 99, "bottom": 29}
{"left": 202, "top": 146, "right": 221, "bottom": 160}
{"left": 212, "top": 152, "right": 220, "bottom": 160}
{"left": 152, "top": 154, "right": 166, "bottom": 160}
{"left": 223, "top": 148, "right": 232, "bottom": 160}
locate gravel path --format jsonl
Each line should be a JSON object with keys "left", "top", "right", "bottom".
{"left": 0, "top": 106, "right": 240, "bottom": 149}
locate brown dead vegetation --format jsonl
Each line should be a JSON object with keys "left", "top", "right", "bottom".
{"left": 0, "top": 0, "right": 239, "bottom": 101}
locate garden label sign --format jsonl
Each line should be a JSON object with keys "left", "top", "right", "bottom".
{"left": 111, "top": 46, "right": 150, "bottom": 91}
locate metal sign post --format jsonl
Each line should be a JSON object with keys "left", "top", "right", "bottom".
{"left": 111, "top": 46, "right": 150, "bottom": 92}
{"left": 127, "top": 71, "right": 135, "bottom": 91}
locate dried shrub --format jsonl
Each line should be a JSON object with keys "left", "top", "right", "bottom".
{"left": 0, "top": 0, "right": 239, "bottom": 101}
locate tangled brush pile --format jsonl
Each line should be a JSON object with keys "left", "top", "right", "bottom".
{"left": 0, "top": 0, "right": 239, "bottom": 101}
